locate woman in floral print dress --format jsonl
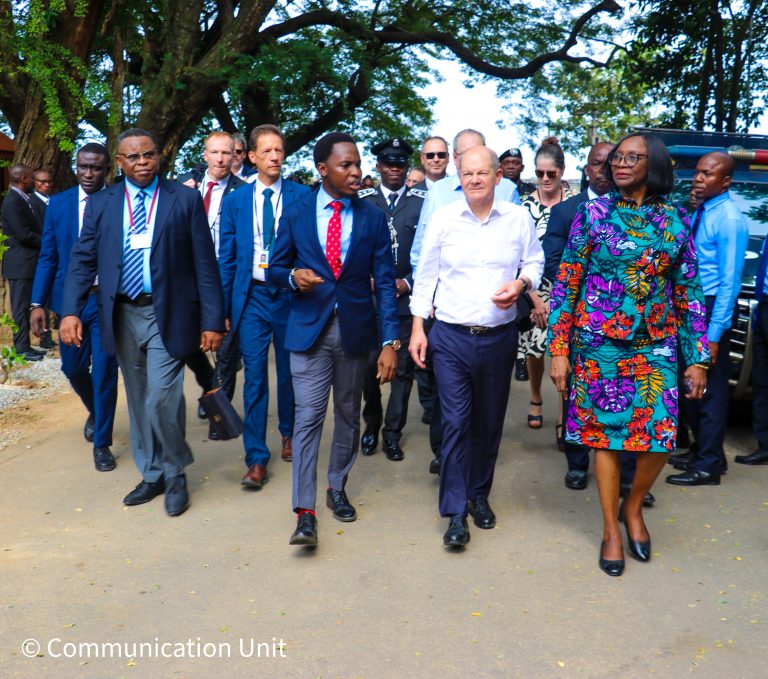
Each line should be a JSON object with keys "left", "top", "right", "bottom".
{"left": 547, "top": 132, "right": 709, "bottom": 577}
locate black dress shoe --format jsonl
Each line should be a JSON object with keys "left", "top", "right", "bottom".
{"left": 197, "top": 404, "right": 208, "bottom": 419}
{"left": 289, "top": 513, "right": 318, "bottom": 546}
{"left": 619, "top": 501, "right": 651, "bottom": 561}
{"left": 443, "top": 515, "right": 470, "bottom": 547}
{"left": 665, "top": 469, "right": 720, "bottom": 486}
{"left": 599, "top": 541, "right": 625, "bottom": 576}
{"left": 208, "top": 424, "right": 221, "bottom": 441}
{"left": 734, "top": 449, "right": 768, "bottom": 465}
{"left": 383, "top": 439, "right": 404, "bottom": 461}
{"left": 468, "top": 497, "right": 495, "bottom": 529}
{"left": 429, "top": 456, "right": 441, "bottom": 475}
{"left": 565, "top": 469, "right": 588, "bottom": 490}
{"left": 93, "top": 446, "right": 116, "bottom": 472}
{"left": 23, "top": 350, "right": 44, "bottom": 362}
{"left": 84, "top": 414, "right": 95, "bottom": 443}
{"left": 326, "top": 488, "right": 356, "bottom": 522}
{"left": 28, "top": 347, "right": 47, "bottom": 356}
{"left": 123, "top": 478, "right": 165, "bottom": 505}
{"left": 360, "top": 429, "right": 378, "bottom": 456}
{"left": 619, "top": 484, "right": 655, "bottom": 507}
{"left": 668, "top": 449, "right": 695, "bottom": 468}
{"left": 164, "top": 475, "right": 190, "bottom": 516}
{"left": 514, "top": 357, "right": 529, "bottom": 382}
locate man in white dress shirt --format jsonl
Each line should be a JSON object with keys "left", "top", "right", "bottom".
{"left": 410, "top": 145, "right": 544, "bottom": 548}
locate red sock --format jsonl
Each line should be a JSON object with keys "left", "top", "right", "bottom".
{"left": 297, "top": 509, "right": 316, "bottom": 517}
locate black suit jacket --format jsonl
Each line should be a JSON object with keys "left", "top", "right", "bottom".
{"left": 62, "top": 178, "right": 225, "bottom": 358}
{"left": 359, "top": 186, "right": 425, "bottom": 316}
{"left": 542, "top": 190, "right": 590, "bottom": 282}
{"left": 1, "top": 188, "right": 41, "bottom": 279}
{"left": 30, "top": 193, "right": 47, "bottom": 229}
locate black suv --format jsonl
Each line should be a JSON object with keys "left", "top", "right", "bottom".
{"left": 635, "top": 127, "right": 768, "bottom": 398}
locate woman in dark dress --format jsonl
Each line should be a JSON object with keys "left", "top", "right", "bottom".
{"left": 547, "top": 132, "right": 709, "bottom": 577}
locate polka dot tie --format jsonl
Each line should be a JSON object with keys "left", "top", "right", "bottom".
{"left": 326, "top": 200, "right": 343, "bottom": 279}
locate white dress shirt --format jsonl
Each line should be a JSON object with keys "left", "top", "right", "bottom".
{"left": 252, "top": 177, "right": 284, "bottom": 281}
{"left": 199, "top": 172, "right": 228, "bottom": 257}
{"left": 410, "top": 198, "right": 544, "bottom": 327}
{"left": 379, "top": 184, "right": 406, "bottom": 209}
{"left": 34, "top": 191, "right": 50, "bottom": 205}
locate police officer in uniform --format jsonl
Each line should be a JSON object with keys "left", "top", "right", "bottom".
{"left": 499, "top": 147, "right": 536, "bottom": 197}
{"left": 359, "top": 138, "right": 426, "bottom": 460}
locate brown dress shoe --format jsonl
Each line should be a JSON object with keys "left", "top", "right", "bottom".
{"left": 241, "top": 463, "right": 269, "bottom": 488}
{"left": 281, "top": 435, "right": 292, "bottom": 462}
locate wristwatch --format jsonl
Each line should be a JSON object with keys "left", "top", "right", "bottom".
{"left": 517, "top": 278, "right": 529, "bottom": 294}
{"left": 383, "top": 340, "right": 401, "bottom": 351}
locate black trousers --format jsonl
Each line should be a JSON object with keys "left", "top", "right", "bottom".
{"left": 8, "top": 278, "right": 33, "bottom": 353}
{"left": 751, "top": 301, "right": 768, "bottom": 452}
{"left": 682, "top": 296, "right": 733, "bottom": 475}
{"left": 362, "top": 316, "right": 415, "bottom": 443}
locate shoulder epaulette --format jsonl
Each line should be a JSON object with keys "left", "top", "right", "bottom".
{"left": 358, "top": 188, "right": 377, "bottom": 198}
{"left": 407, "top": 188, "right": 428, "bottom": 199}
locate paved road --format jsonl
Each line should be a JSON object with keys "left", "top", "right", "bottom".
{"left": 1, "top": 368, "right": 766, "bottom": 678}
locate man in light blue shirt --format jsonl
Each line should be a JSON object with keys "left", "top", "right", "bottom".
{"left": 667, "top": 152, "right": 749, "bottom": 486}
{"left": 411, "top": 129, "right": 521, "bottom": 275}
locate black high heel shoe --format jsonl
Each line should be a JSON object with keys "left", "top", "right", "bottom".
{"left": 619, "top": 502, "right": 651, "bottom": 562}
{"left": 599, "top": 541, "right": 625, "bottom": 577}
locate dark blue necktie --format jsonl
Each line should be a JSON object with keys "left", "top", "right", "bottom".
{"left": 388, "top": 192, "right": 398, "bottom": 211}
{"left": 262, "top": 187, "right": 274, "bottom": 248}
{"left": 122, "top": 190, "right": 147, "bottom": 299}
{"left": 691, "top": 208, "right": 703, "bottom": 240}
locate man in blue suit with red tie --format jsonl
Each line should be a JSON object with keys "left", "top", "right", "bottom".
{"left": 60, "top": 128, "right": 225, "bottom": 517}
{"left": 269, "top": 132, "right": 400, "bottom": 547}
{"left": 218, "top": 124, "right": 311, "bottom": 488}
{"left": 30, "top": 143, "right": 119, "bottom": 472}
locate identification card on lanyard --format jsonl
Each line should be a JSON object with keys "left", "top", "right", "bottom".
{"left": 130, "top": 232, "right": 152, "bottom": 250}
{"left": 258, "top": 249, "right": 270, "bottom": 269}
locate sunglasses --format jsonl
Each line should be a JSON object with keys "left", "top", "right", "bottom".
{"left": 234, "top": 148, "right": 246, "bottom": 155}
{"left": 424, "top": 152, "right": 448, "bottom": 160}
{"left": 535, "top": 169, "right": 559, "bottom": 179}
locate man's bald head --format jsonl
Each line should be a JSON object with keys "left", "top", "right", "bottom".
{"left": 458, "top": 145, "right": 502, "bottom": 216}
{"left": 9, "top": 165, "right": 34, "bottom": 193}
{"left": 693, "top": 151, "right": 734, "bottom": 203}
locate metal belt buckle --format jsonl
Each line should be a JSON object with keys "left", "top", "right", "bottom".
{"left": 469, "top": 326, "right": 486, "bottom": 336}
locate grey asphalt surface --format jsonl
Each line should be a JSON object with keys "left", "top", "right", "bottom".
{"left": 1, "top": 366, "right": 766, "bottom": 678}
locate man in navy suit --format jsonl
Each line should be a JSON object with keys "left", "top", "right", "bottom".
{"left": 543, "top": 141, "right": 655, "bottom": 506}
{"left": 30, "top": 143, "right": 119, "bottom": 472}
{"left": 60, "top": 128, "right": 225, "bottom": 517}
{"left": 269, "top": 132, "right": 400, "bottom": 547}
{"left": 218, "top": 124, "right": 311, "bottom": 487}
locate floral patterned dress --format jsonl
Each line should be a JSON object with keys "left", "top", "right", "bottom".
{"left": 546, "top": 192, "right": 709, "bottom": 453}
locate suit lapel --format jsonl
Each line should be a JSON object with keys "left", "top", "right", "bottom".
{"left": 340, "top": 199, "right": 365, "bottom": 278}
{"left": 68, "top": 189, "right": 80, "bottom": 243}
{"left": 308, "top": 194, "right": 335, "bottom": 279}
{"left": 105, "top": 185, "right": 125, "bottom": 255}
{"left": 152, "top": 180, "right": 176, "bottom": 247}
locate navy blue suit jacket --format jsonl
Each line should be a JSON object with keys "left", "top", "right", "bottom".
{"left": 542, "top": 190, "right": 589, "bottom": 282}
{"left": 218, "top": 178, "right": 311, "bottom": 332}
{"left": 31, "top": 186, "right": 81, "bottom": 314}
{"left": 268, "top": 191, "right": 400, "bottom": 354}
{"left": 62, "top": 179, "right": 225, "bottom": 358}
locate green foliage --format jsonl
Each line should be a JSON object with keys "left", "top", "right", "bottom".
{"left": 0, "top": 345, "right": 27, "bottom": 386}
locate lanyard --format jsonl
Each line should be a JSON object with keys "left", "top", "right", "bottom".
{"left": 125, "top": 184, "right": 160, "bottom": 233}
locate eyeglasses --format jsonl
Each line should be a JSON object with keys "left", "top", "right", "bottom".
{"left": 535, "top": 169, "right": 559, "bottom": 179}
{"left": 423, "top": 152, "right": 448, "bottom": 160}
{"left": 234, "top": 148, "right": 246, "bottom": 155}
{"left": 117, "top": 150, "right": 159, "bottom": 164}
{"left": 609, "top": 152, "right": 647, "bottom": 167}
{"left": 35, "top": 179, "right": 52, "bottom": 184}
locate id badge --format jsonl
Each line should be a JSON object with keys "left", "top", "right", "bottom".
{"left": 258, "top": 248, "right": 270, "bottom": 269}
{"left": 130, "top": 233, "right": 151, "bottom": 250}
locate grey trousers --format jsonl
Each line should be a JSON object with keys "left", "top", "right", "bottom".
{"left": 290, "top": 316, "right": 367, "bottom": 512}
{"left": 115, "top": 302, "right": 192, "bottom": 483}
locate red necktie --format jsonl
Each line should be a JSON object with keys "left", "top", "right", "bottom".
{"left": 326, "top": 200, "right": 343, "bottom": 279}
{"left": 203, "top": 181, "right": 216, "bottom": 215}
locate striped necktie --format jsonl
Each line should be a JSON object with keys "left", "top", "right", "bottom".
{"left": 122, "top": 190, "right": 147, "bottom": 299}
